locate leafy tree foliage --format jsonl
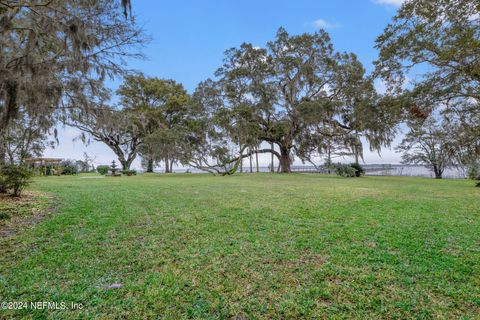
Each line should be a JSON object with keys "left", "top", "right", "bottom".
{"left": 396, "top": 117, "right": 455, "bottom": 179}
{"left": 0, "top": 0, "right": 145, "bottom": 162}
{"left": 177, "top": 84, "right": 246, "bottom": 175}
{"left": 376, "top": 0, "right": 480, "bottom": 166}
{"left": 1, "top": 109, "right": 55, "bottom": 164}
{"left": 117, "top": 75, "right": 190, "bottom": 173}
{"left": 198, "top": 28, "right": 400, "bottom": 172}
{"left": 69, "top": 106, "right": 142, "bottom": 170}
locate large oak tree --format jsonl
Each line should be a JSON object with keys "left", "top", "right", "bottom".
{"left": 0, "top": 0, "right": 145, "bottom": 163}
{"left": 200, "top": 28, "right": 399, "bottom": 172}
{"left": 117, "top": 75, "right": 190, "bottom": 173}
{"left": 375, "top": 0, "right": 480, "bottom": 167}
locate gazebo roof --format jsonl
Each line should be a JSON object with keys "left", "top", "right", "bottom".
{"left": 24, "top": 157, "right": 63, "bottom": 163}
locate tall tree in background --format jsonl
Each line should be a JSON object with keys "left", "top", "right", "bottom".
{"left": 1, "top": 110, "right": 55, "bottom": 164}
{"left": 0, "top": 0, "right": 145, "bottom": 163}
{"left": 396, "top": 117, "right": 455, "bottom": 179}
{"left": 375, "top": 0, "right": 480, "bottom": 166}
{"left": 207, "top": 28, "right": 400, "bottom": 172}
{"left": 117, "top": 75, "right": 190, "bottom": 173}
{"left": 181, "top": 80, "right": 249, "bottom": 175}
{"left": 69, "top": 106, "right": 142, "bottom": 170}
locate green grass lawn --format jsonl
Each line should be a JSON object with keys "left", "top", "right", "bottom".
{"left": 1, "top": 174, "right": 479, "bottom": 319}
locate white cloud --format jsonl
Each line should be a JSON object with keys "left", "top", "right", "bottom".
{"left": 312, "top": 19, "right": 339, "bottom": 29}
{"left": 373, "top": 0, "right": 405, "bottom": 6}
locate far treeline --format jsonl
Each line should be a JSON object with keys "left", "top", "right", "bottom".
{"left": 0, "top": 0, "right": 479, "bottom": 185}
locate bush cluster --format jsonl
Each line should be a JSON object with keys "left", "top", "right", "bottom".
{"left": 60, "top": 160, "right": 78, "bottom": 175}
{"left": 467, "top": 163, "right": 479, "bottom": 180}
{"left": 121, "top": 169, "right": 137, "bottom": 176}
{"left": 349, "top": 163, "right": 365, "bottom": 177}
{"left": 335, "top": 165, "right": 357, "bottom": 177}
{"left": 96, "top": 165, "right": 110, "bottom": 175}
{"left": 335, "top": 163, "right": 365, "bottom": 178}
{"left": 0, "top": 165, "right": 33, "bottom": 197}
{"left": 467, "top": 163, "right": 480, "bottom": 187}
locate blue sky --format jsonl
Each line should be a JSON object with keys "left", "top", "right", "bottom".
{"left": 46, "top": 0, "right": 407, "bottom": 169}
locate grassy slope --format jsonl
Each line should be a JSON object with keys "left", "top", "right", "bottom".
{"left": 0, "top": 174, "right": 479, "bottom": 319}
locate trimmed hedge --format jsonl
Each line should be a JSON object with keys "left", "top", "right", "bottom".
{"left": 97, "top": 165, "right": 110, "bottom": 175}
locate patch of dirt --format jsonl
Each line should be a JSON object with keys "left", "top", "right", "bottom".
{"left": 0, "top": 191, "right": 57, "bottom": 239}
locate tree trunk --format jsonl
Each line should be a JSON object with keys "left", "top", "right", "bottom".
{"left": 279, "top": 146, "right": 291, "bottom": 173}
{"left": 120, "top": 160, "right": 128, "bottom": 170}
{"left": 122, "top": 152, "right": 137, "bottom": 170}
{"left": 0, "top": 138, "right": 6, "bottom": 192}
{"left": 146, "top": 158, "right": 154, "bottom": 173}
{"left": 270, "top": 142, "right": 274, "bottom": 173}
{"left": 433, "top": 165, "right": 443, "bottom": 179}
{"left": 0, "top": 138, "right": 6, "bottom": 166}
{"left": 170, "top": 159, "right": 174, "bottom": 173}
{"left": 249, "top": 147, "right": 253, "bottom": 173}
{"left": 240, "top": 153, "right": 243, "bottom": 173}
{"left": 255, "top": 146, "right": 259, "bottom": 173}
{"left": 165, "top": 155, "right": 170, "bottom": 173}
{"left": 1, "top": 80, "right": 19, "bottom": 132}
{"left": 327, "top": 148, "right": 332, "bottom": 174}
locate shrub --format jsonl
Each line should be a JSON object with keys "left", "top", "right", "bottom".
{"left": 349, "top": 163, "right": 365, "bottom": 177}
{"left": 97, "top": 165, "right": 110, "bottom": 175}
{"left": 466, "top": 163, "right": 480, "bottom": 187}
{"left": 45, "top": 165, "right": 52, "bottom": 176}
{"left": 60, "top": 160, "right": 78, "bottom": 175}
{"left": 335, "top": 164, "right": 357, "bottom": 178}
{"left": 467, "top": 163, "right": 479, "bottom": 180}
{"left": 121, "top": 169, "right": 137, "bottom": 176}
{"left": 0, "top": 212, "right": 10, "bottom": 220}
{"left": 0, "top": 165, "right": 33, "bottom": 197}
{"left": 0, "top": 173, "right": 7, "bottom": 193}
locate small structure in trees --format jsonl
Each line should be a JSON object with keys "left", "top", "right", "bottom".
{"left": 24, "top": 158, "right": 63, "bottom": 176}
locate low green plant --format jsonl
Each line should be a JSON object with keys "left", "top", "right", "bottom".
{"left": 335, "top": 164, "right": 357, "bottom": 177}
{"left": 97, "top": 165, "right": 110, "bottom": 175}
{"left": 467, "top": 163, "right": 479, "bottom": 180}
{"left": 60, "top": 160, "right": 78, "bottom": 175}
{"left": 0, "top": 212, "right": 10, "bottom": 220}
{"left": 0, "top": 173, "right": 7, "bottom": 193}
{"left": 0, "top": 165, "right": 33, "bottom": 197}
{"left": 121, "top": 169, "right": 137, "bottom": 176}
{"left": 349, "top": 163, "right": 365, "bottom": 177}
{"left": 467, "top": 163, "right": 480, "bottom": 187}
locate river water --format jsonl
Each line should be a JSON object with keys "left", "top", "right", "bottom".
{"left": 170, "top": 165, "right": 467, "bottom": 179}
